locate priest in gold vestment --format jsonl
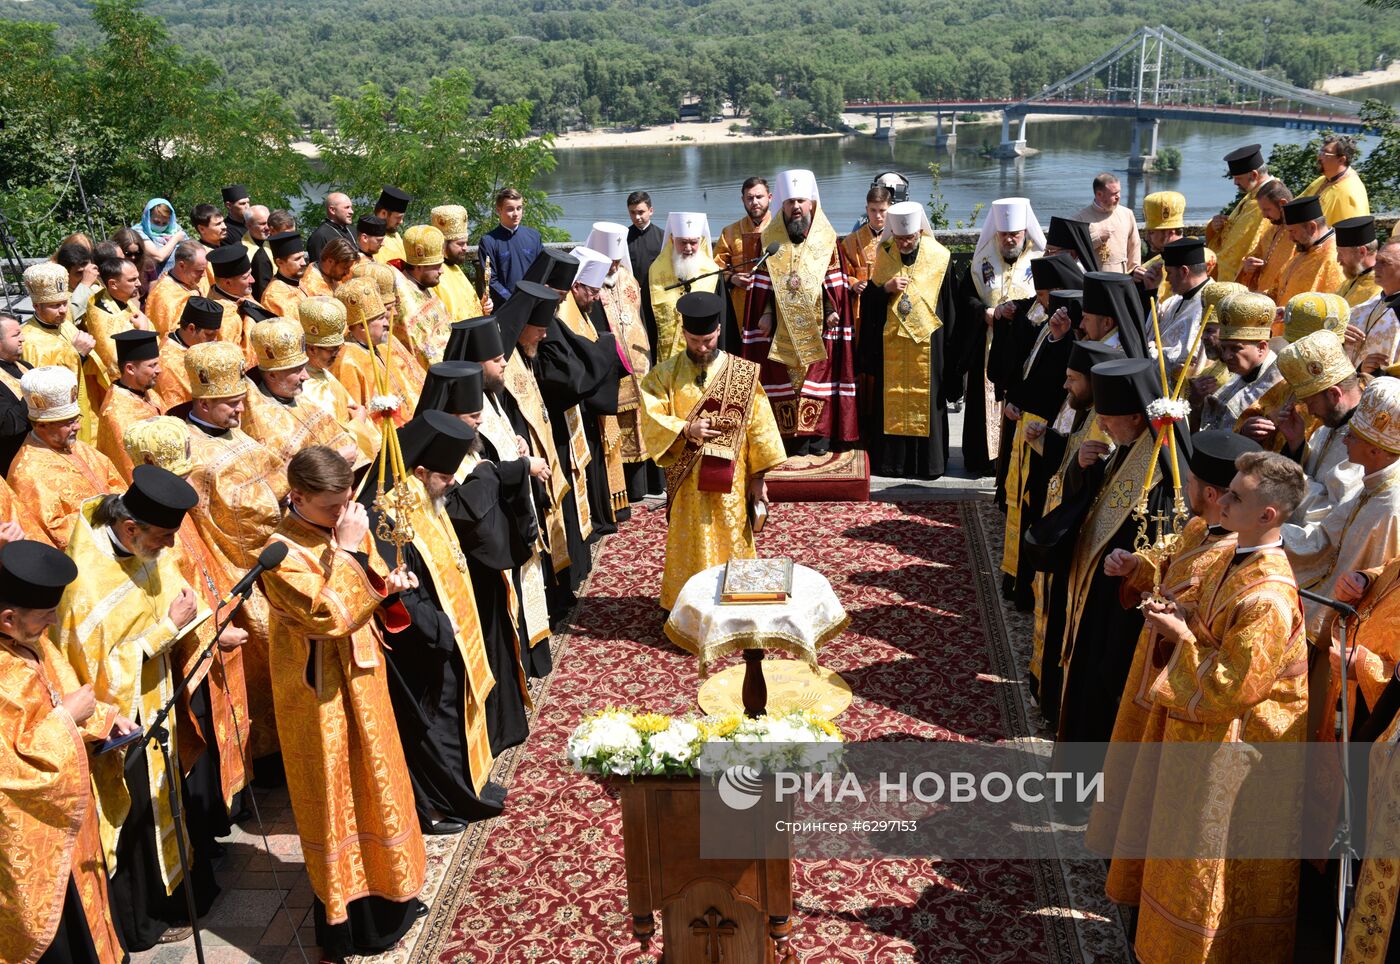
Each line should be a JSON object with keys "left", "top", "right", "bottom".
{"left": 1269, "top": 195, "right": 1344, "bottom": 308}
{"left": 345, "top": 264, "right": 428, "bottom": 412}
{"left": 396, "top": 224, "right": 455, "bottom": 367}
{"left": 0, "top": 542, "right": 133, "bottom": 964}
{"left": 715, "top": 177, "right": 773, "bottom": 336}
{"left": 264, "top": 446, "right": 426, "bottom": 957}
{"left": 240, "top": 319, "right": 361, "bottom": 468}
{"left": 84, "top": 256, "right": 152, "bottom": 401}
{"left": 145, "top": 240, "right": 210, "bottom": 336}
{"left": 297, "top": 297, "right": 379, "bottom": 461}
{"left": 1206, "top": 144, "right": 1275, "bottom": 285}
{"left": 640, "top": 292, "right": 785, "bottom": 611}
{"left": 1236, "top": 180, "right": 1294, "bottom": 293}
{"left": 856, "top": 200, "right": 958, "bottom": 480}
{"left": 1302, "top": 135, "right": 1370, "bottom": 224}
{"left": 183, "top": 341, "right": 289, "bottom": 761}
{"left": 95, "top": 330, "right": 166, "bottom": 480}
{"left": 371, "top": 185, "right": 412, "bottom": 266}
{"left": 123, "top": 415, "right": 252, "bottom": 864}
{"left": 260, "top": 231, "right": 308, "bottom": 319}
{"left": 1086, "top": 430, "right": 1255, "bottom": 905}
{"left": 1129, "top": 451, "right": 1309, "bottom": 964}
{"left": 430, "top": 204, "right": 492, "bottom": 321}
{"left": 155, "top": 295, "right": 224, "bottom": 411}
{"left": 57, "top": 468, "right": 218, "bottom": 951}
{"left": 1336, "top": 215, "right": 1383, "bottom": 308}
{"left": 7, "top": 366, "right": 124, "bottom": 550}
{"left": 20, "top": 263, "right": 97, "bottom": 444}
{"left": 840, "top": 185, "right": 890, "bottom": 347}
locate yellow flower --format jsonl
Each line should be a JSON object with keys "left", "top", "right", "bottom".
{"left": 631, "top": 713, "right": 672, "bottom": 735}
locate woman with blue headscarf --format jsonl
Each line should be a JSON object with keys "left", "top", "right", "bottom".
{"left": 133, "top": 198, "right": 186, "bottom": 276}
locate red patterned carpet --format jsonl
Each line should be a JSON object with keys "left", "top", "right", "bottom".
{"left": 411, "top": 501, "right": 1093, "bottom": 962}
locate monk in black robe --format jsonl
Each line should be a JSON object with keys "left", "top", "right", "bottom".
{"left": 363, "top": 411, "right": 507, "bottom": 832}
{"left": 856, "top": 210, "right": 960, "bottom": 479}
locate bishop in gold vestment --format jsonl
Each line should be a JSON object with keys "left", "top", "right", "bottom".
{"left": 21, "top": 263, "right": 96, "bottom": 444}
{"left": 264, "top": 452, "right": 425, "bottom": 950}
{"left": 183, "top": 341, "right": 290, "bottom": 760}
{"left": 640, "top": 292, "right": 785, "bottom": 610}
{"left": 7, "top": 365, "right": 125, "bottom": 551}
{"left": 0, "top": 542, "right": 129, "bottom": 964}
{"left": 649, "top": 212, "right": 724, "bottom": 362}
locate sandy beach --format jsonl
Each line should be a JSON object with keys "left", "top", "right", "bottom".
{"left": 1320, "top": 61, "right": 1400, "bottom": 93}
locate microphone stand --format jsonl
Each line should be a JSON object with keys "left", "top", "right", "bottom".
{"left": 663, "top": 248, "right": 779, "bottom": 291}
{"left": 130, "top": 584, "right": 260, "bottom": 964}
{"left": 1300, "top": 586, "right": 1360, "bottom": 964}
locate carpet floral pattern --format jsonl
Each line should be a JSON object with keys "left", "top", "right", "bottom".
{"left": 399, "top": 499, "right": 1130, "bottom": 963}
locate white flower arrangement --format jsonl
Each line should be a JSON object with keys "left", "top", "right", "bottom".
{"left": 368, "top": 394, "right": 403, "bottom": 416}
{"left": 567, "top": 709, "right": 844, "bottom": 778}
{"left": 1146, "top": 396, "right": 1190, "bottom": 424}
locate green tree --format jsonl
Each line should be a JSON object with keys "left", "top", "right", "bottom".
{"left": 313, "top": 70, "right": 564, "bottom": 242}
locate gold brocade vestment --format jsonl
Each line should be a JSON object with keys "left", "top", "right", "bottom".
{"left": 1340, "top": 269, "right": 1382, "bottom": 309}
{"left": 648, "top": 242, "right": 722, "bottom": 363}
{"left": 1303, "top": 168, "right": 1371, "bottom": 225}
{"left": 0, "top": 635, "right": 124, "bottom": 964}
{"left": 870, "top": 237, "right": 950, "bottom": 437}
{"left": 760, "top": 207, "right": 838, "bottom": 373}
{"left": 1084, "top": 517, "right": 1234, "bottom": 892}
{"left": 434, "top": 263, "right": 484, "bottom": 326}
{"left": 261, "top": 277, "right": 305, "bottom": 319}
{"left": 6, "top": 436, "right": 125, "bottom": 551}
{"left": 396, "top": 274, "right": 453, "bottom": 367}
{"left": 185, "top": 422, "right": 288, "bottom": 759}
{"left": 146, "top": 274, "right": 206, "bottom": 337}
{"left": 240, "top": 380, "right": 361, "bottom": 467}
{"left": 301, "top": 366, "right": 379, "bottom": 462}
{"left": 1270, "top": 233, "right": 1345, "bottom": 307}
{"left": 716, "top": 214, "right": 771, "bottom": 329}
{"left": 559, "top": 292, "right": 628, "bottom": 511}
{"left": 263, "top": 511, "right": 426, "bottom": 924}
{"left": 504, "top": 352, "right": 572, "bottom": 570}
{"left": 83, "top": 291, "right": 137, "bottom": 392}
{"left": 95, "top": 384, "right": 165, "bottom": 480}
{"left": 841, "top": 223, "right": 881, "bottom": 345}
{"left": 1132, "top": 546, "right": 1307, "bottom": 964}
{"left": 21, "top": 317, "right": 97, "bottom": 443}
{"left": 639, "top": 351, "right": 786, "bottom": 610}
{"left": 1210, "top": 181, "right": 1272, "bottom": 284}
{"left": 57, "top": 501, "right": 212, "bottom": 891}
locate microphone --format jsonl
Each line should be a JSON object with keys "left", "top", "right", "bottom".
{"left": 664, "top": 243, "right": 784, "bottom": 291}
{"left": 223, "top": 541, "right": 289, "bottom": 604}
{"left": 1298, "top": 586, "right": 1358, "bottom": 619}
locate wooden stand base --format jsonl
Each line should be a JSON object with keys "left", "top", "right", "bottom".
{"left": 617, "top": 777, "right": 794, "bottom": 963}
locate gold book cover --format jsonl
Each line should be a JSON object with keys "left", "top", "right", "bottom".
{"left": 721, "top": 557, "right": 793, "bottom": 604}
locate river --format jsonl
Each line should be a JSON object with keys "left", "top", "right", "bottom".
{"left": 534, "top": 82, "right": 1400, "bottom": 241}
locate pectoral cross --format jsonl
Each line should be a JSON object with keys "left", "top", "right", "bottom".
{"left": 690, "top": 907, "right": 737, "bottom": 962}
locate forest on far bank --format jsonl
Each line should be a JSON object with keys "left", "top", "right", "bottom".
{"left": 12, "top": 0, "right": 1400, "bottom": 133}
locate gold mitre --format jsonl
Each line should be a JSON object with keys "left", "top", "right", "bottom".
{"left": 186, "top": 341, "right": 248, "bottom": 399}
{"left": 336, "top": 277, "right": 386, "bottom": 328}
{"left": 403, "top": 224, "right": 445, "bottom": 267}
{"left": 23, "top": 262, "right": 70, "bottom": 306}
{"left": 430, "top": 205, "right": 469, "bottom": 242}
{"left": 20, "top": 365, "right": 79, "bottom": 422}
{"left": 252, "top": 318, "right": 309, "bottom": 372}
{"left": 1277, "top": 330, "right": 1353, "bottom": 399}
{"left": 1143, "top": 191, "right": 1186, "bottom": 231}
{"left": 1351, "top": 376, "right": 1400, "bottom": 454}
{"left": 350, "top": 260, "right": 397, "bottom": 300}
{"left": 1201, "top": 281, "right": 1247, "bottom": 322}
{"left": 1217, "top": 291, "right": 1276, "bottom": 341}
{"left": 123, "top": 415, "right": 194, "bottom": 477}
{"left": 298, "top": 296, "right": 347, "bottom": 347}
{"left": 1283, "top": 292, "right": 1349, "bottom": 343}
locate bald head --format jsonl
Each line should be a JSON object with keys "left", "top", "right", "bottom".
{"left": 246, "top": 205, "right": 270, "bottom": 242}
{"left": 326, "top": 192, "right": 353, "bottom": 226}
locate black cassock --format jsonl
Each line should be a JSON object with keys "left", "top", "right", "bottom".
{"left": 499, "top": 336, "right": 595, "bottom": 623}
{"left": 856, "top": 253, "right": 959, "bottom": 480}
{"left": 1000, "top": 304, "right": 1074, "bottom": 608}
{"left": 445, "top": 443, "right": 535, "bottom": 749}
{"left": 950, "top": 267, "right": 999, "bottom": 477}
{"left": 628, "top": 222, "right": 665, "bottom": 355}
{"left": 363, "top": 501, "right": 506, "bottom": 829}
{"left": 0, "top": 358, "right": 32, "bottom": 474}
{"left": 1053, "top": 441, "right": 1183, "bottom": 760}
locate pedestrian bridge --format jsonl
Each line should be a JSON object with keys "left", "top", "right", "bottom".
{"left": 846, "top": 25, "right": 1366, "bottom": 171}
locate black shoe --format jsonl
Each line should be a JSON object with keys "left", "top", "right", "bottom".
{"left": 423, "top": 818, "right": 468, "bottom": 836}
